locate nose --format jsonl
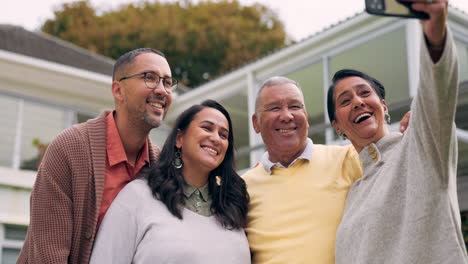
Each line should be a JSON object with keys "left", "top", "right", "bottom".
{"left": 352, "top": 97, "right": 365, "bottom": 109}
{"left": 152, "top": 80, "right": 169, "bottom": 96}
{"left": 279, "top": 108, "right": 293, "bottom": 122}
{"left": 209, "top": 132, "right": 222, "bottom": 145}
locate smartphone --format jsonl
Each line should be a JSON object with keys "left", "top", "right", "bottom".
{"left": 365, "top": 0, "right": 429, "bottom": 20}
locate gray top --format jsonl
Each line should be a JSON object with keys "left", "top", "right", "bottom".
{"left": 90, "top": 179, "right": 250, "bottom": 264}
{"left": 336, "top": 30, "right": 468, "bottom": 263}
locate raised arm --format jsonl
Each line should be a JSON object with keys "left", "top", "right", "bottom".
{"left": 400, "top": 0, "right": 448, "bottom": 61}
{"left": 403, "top": 0, "right": 458, "bottom": 182}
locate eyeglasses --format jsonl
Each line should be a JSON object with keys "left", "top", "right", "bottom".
{"left": 119, "top": 71, "right": 178, "bottom": 93}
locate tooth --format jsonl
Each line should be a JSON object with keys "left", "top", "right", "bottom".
{"left": 203, "top": 147, "right": 217, "bottom": 155}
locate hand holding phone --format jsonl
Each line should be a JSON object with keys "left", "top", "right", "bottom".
{"left": 365, "top": 0, "right": 429, "bottom": 19}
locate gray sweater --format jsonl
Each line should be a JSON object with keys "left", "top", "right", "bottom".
{"left": 335, "top": 30, "right": 468, "bottom": 263}
{"left": 89, "top": 179, "right": 251, "bottom": 264}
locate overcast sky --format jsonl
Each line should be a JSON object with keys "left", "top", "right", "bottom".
{"left": 1, "top": 0, "right": 468, "bottom": 41}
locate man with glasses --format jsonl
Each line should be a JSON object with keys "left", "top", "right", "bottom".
{"left": 17, "top": 48, "right": 177, "bottom": 264}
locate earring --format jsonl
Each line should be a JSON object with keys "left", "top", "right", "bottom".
{"left": 385, "top": 113, "right": 391, "bottom": 124}
{"left": 215, "top": 176, "right": 222, "bottom": 186}
{"left": 173, "top": 148, "right": 183, "bottom": 169}
{"left": 337, "top": 131, "right": 347, "bottom": 140}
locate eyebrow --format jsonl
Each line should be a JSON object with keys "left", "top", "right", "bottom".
{"left": 264, "top": 99, "right": 303, "bottom": 108}
{"left": 142, "top": 70, "right": 172, "bottom": 78}
{"left": 199, "top": 120, "right": 229, "bottom": 133}
{"left": 336, "top": 83, "right": 369, "bottom": 100}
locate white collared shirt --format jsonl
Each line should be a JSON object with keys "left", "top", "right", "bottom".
{"left": 259, "top": 138, "right": 314, "bottom": 174}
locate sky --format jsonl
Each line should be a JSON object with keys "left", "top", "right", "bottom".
{"left": 1, "top": 0, "right": 468, "bottom": 41}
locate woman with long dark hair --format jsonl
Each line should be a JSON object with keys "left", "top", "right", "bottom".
{"left": 90, "top": 99, "right": 250, "bottom": 263}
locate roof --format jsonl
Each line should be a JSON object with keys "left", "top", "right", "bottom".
{"left": 192, "top": 5, "right": 468, "bottom": 89}
{"left": 0, "top": 24, "right": 114, "bottom": 75}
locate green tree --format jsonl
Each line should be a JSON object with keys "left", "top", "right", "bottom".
{"left": 42, "top": 0, "right": 288, "bottom": 87}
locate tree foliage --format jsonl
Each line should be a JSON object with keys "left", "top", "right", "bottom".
{"left": 42, "top": 0, "right": 288, "bottom": 87}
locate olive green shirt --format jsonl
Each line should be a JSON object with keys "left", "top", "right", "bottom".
{"left": 183, "top": 182, "right": 213, "bottom": 216}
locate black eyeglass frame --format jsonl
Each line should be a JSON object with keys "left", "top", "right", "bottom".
{"left": 119, "top": 71, "right": 178, "bottom": 93}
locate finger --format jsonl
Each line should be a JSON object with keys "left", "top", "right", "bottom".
{"left": 410, "top": 0, "right": 448, "bottom": 12}
{"left": 399, "top": 111, "right": 411, "bottom": 133}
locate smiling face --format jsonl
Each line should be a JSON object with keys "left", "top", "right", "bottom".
{"left": 114, "top": 52, "right": 173, "bottom": 131}
{"left": 176, "top": 107, "right": 230, "bottom": 175}
{"left": 332, "top": 76, "right": 389, "bottom": 152}
{"left": 253, "top": 83, "right": 309, "bottom": 165}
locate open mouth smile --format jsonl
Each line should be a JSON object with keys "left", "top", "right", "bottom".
{"left": 353, "top": 112, "right": 372, "bottom": 124}
{"left": 201, "top": 146, "right": 218, "bottom": 155}
{"left": 276, "top": 128, "right": 296, "bottom": 133}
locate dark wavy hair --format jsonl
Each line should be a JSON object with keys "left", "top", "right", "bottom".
{"left": 327, "top": 69, "right": 386, "bottom": 123}
{"left": 147, "top": 99, "right": 249, "bottom": 229}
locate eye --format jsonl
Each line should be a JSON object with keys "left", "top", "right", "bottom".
{"left": 163, "top": 78, "right": 173, "bottom": 88}
{"left": 268, "top": 106, "right": 280, "bottom": 111}
{"left": 289, "top": 104, "right": 303, "bottom": 110}
{"left": 201, "top": 126, "right": 211, "bottom": 131}
{"left": 361, "top": 90, "right": 371, "bottom": 96}
{"left": 219, "top": 132, "right": 228, "bottom": 140}
{"left": 144, "top": 73, "right": 157, "bottom": 82}
{"left": 340, "top": 99, "right": 350, "bottom": 106}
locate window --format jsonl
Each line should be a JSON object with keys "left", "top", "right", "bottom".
{"left": 456, "top": 40, "right": 468, "bottom": 84}
{"left": 286, "top": 62, "right": 326, "bottom": 144}
{"left": 0, "top": 224, "right": 27, "bottom": 264}
{"left": 0, "top": 91, "right": 100, "bottom": 171}
{"left": 0, "top": 95, "right": 17, "bottom": 167}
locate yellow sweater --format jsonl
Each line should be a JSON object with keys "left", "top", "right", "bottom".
{"left": 242, "top": 144, "right": 361, "bottom": 264}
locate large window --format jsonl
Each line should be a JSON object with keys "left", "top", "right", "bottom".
{"left": 0, "top": 96, "right": 17, "bottom": 167}
{"left": 287, "top": 62, "right": 326, "bottom": 144}
{"left": 0, "top": 93, "right": 99, "bottom": 171}
{"left": 20, "top": 101, "right": 65, "bottom": 170}
{"left": 456, "top": 40, "right": 468, "bottom": 84}
{"left": 329, "top": 27, "right": 410, "bottom": 123}
{"left": 457, "top": 82, "right": 468, "bottom": 178}
{"left": 0, "top": 224, "right": 27, "bottom": 264}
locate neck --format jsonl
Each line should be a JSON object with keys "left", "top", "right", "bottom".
{"left": 269, "top": 144, "right": 306, "bottom": 167}
{"left": 114, "top": 111, "right": 150, "bottom": 165}
{"left": 352, "top": 126, "right": 390, "bottom": 153}
{"left": 182, "top": 166, "right": 209, "bottom": 188}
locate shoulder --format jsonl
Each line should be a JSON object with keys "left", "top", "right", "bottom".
{"left": 148, "top": 140, "right": 161, "bottom": 163}
{"left": 241, "top": 163, "right": 266, "bottom": 182}
{"left": 313, "top": 143, "right": 354, "bottom": 153}
{"left": 312, "top": 144, "right": 361, "bottom": 173}
{"left": 311, "top": 144, "right": 358, "bottom": 161}
{"left": 50, "top": 111, "right": 109, "bottom": 150}
{"left": 112, "top": 179, "right": 154, "bottom": 209}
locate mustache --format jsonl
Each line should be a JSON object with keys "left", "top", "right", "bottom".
{"left": 146, "top": 95, "right": 167, "bottom": 104}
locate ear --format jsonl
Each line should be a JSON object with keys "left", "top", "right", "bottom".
{"left": 175, "top": 129, "right": 183, "bottom": 148}
{"left": 381, "top": 99, "right": 388, "bottom": 114}
{"left": 112, "top": 81, "right": 125, "bottom": 102}
{"left": 332, "top": 120, "right": 341, "bottom": 135}
{"left": 252, "top": 113, "right": 260, "bottom": 133}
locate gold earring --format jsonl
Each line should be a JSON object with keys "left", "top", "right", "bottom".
{"left": 215, "top": 176, "right": 222, "bottom": 186}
